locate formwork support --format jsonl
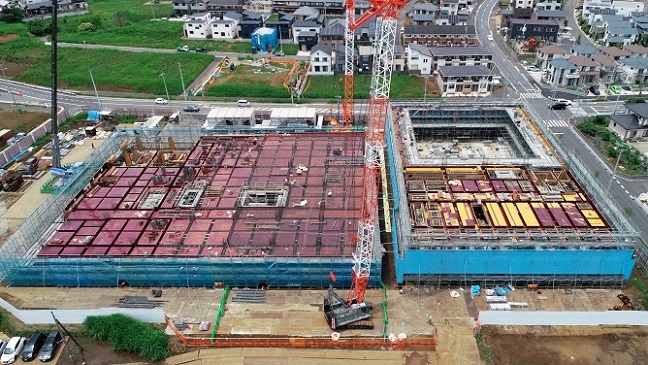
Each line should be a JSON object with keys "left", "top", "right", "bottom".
{"left": 166, "top": 317, "right": 437, "bottom": 350}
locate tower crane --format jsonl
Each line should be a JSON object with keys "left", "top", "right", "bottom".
{"left": 324, "top": 0, "right": 406, "bottom": 330}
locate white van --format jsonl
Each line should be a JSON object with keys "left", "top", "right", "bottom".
{"left": 237, "top": 100, "right": 250, "bottom": 107}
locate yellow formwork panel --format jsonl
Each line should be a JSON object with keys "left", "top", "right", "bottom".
{"left": 516, "top": 202, "right": 540, "bottom": 227}
{"left": 457, "top": 202, "right": 475, "bottom": 227}
{"left": 502, "top": 203, "right": 524, "bottom": 227}
{"left": 582, "top": 210, "right": 606, "bottom": 227}
{"left": 405, "top": 167, "right": 443, "bottom": 173}
{"left": 485, "top": 203, "right": 508, "bottom": 227}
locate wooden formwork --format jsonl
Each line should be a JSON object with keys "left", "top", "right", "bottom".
{"left": 166, "top": 317, "right": 437, "bottom": 350}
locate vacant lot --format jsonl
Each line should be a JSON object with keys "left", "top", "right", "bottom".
{"left": 303, "top": 75, "right": 440, "bottom": 99}
{"left": 205, "top": 60, "right": 293, "bottom": 98}
{"left": 0, "top": 109, "right": 49, "bottom": 134}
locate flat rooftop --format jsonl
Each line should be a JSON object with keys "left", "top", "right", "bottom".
{"left": 39, "top": 133, "right": 364, "bottom": 259}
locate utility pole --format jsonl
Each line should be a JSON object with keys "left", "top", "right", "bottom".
{"left": 606, "top": 147, "right": 625, "bottom": 194}
{"left": 160, "top": 72, "right": 170, "bottom": 101}
{"left": 1, "top": 64, "right": 16, "bottom": 104}
{"left": 178, "top": 63, "right": 187, "bottom": 100}
{"left": 89, "top": 69, "right": 102, "bottom": 110}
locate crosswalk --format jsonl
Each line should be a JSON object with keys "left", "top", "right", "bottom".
{"left": 520, "top": 92, "right": 545, "bottom": 99}
{"left": 542, "top": 119, "right": 571, "bottom": 128}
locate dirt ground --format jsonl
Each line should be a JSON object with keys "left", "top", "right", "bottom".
{"left": 55, "top": 337, "right": 150, "bottom": 365}
{"left": 482, "top": 325, "right": 648, "bottom": 365}
{"left": 0, "top": 109, "right": 50, "bottom": 134}
{"left": 211, "top": 61, "right": 291, "bottom": 88}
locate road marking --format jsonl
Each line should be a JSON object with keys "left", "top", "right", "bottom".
{"left": 543, "top": 119, "right": 570, "bottom": 128}
{"left": 520, "top": 92, "right": 544, "bottom": 99}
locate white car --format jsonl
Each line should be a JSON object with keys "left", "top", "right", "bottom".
{"left": 554, "top": 98, "right": 572, "bottom": 106}
{"left": 526, "top": 65, "right": 540, "bottom": 72}
{"left": 155, "top": 98, "right": 168, "bottom": 105}
{"left": 1, "top": 337, "right": 25, "bottom": 364}
{"left": 487, "top": 34, "right": 494, "bottom": 41}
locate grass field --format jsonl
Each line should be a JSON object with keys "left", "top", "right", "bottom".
{"left": 205, "top": 61, "right": 291, "bottom": 98}
{"left": 303, "top": 74, "right": 439, "bottom": 99}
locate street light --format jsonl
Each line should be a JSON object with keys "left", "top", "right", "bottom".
{"left": 89, "top": 69, "right": 102, "bottom": 110}
{"left": 606, "top": 145, "right": 627, "bottom": 194}
{"left": 178, "top": 62, "right": 187, "bottom": 101}
{"left": 160, "top": 72, "right": 170, "bottom": 101}
{"left": 0, "top": 63, "right": 16, "bottom": 104}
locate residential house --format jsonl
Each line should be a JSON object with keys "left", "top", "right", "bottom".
{"left": 592, "top": 53, "right": 619, "bottom": 84}
{"left": 438, "top": 0, "right": 460, "bottom": 25}
{"left": 309, "top": 43, "right": 334, "bottom": 75}
{"left": 332, "top": 45, "right": 346, "bottom": 73}
{"left": 204, "top": 0, "right": 243, "bottom": 17}
{"left": 608, "top": 103, "right": 648, "bottom": 140}
{"left": 239, "top": 11, "right": 264, "bottom": 38}
{"left": 535, "top": 44, "right": 570, "bottom": 70}
{"left": 602, "top": 18, "right": 638, "bottom": 47}
{"left": 582, "top": 0, "right": 612, "bottom": 19}
{"left": 266, "top": 13, "right": 295, "bottom": 41}
{"left": 173, "top": 0, "right": 205, "bottom": 16}
{"left": 23, "top": 0, "right": 88, "bottom": 17}
{"left": 618, "top": 55, "right": 648, "bottom": 84}
{"left": 271, "top": 0, "right": 345, "bottom": 15}
{"left": 429, "top": 46, "right": 493, "bottom": 70}
{"left": 545, "top": 58, "right": 579, "bottom": 87}
{"left": 407, "top": 44, "right": 434, "bottom": 75}
{"left": 402, "top": 25, "right": 477, "bottom": 47}
{"left": 601, "top": 46, "right": 632, "bottom": 61}
{"left": 212, "top": 13, "right": 240, "bottom": 39}
{"left": 412, "top": 13, "right": 436, "bottom": 26}
{"left": 535, "top": 10, "right": 567, "bottom": 25}
{"left": 586, "top": 8, "right": 617, "bottom": 28}
{"left": 292, "top": 6, "right": 319, "bottom": 21}
{"left": 183, "top": 12, "right": 212, "bottom": 39}
{"left": 437, "top": 65, "right": 492, "bottom": 97}
{"left": 570, "top": 44, "right": 600, "bottom": 57}
{"left": 319, "top": 20, "right": 345, "bottom": 46}
{"left": 292, "top": 20, "right": 321, "bottom": 43}
{"left": 570, "top": 55, "right": 601, "bottom": 85}
{"left": 354, "top": 0, "right": 371, "bottom": 15}
{"left": 513, "top": 0, "right": 533, "bottom": 9}
{"left": 631, "top": 12, "right": 648, "bottom": 34}
{"left": 509, "top": 18, "right": 559, "bottom": 42}
{"left": 249, "top": 0, "right": 272, "bottom": 14}
{"left": 611, "top": 0, "right": 645, "bottom": 17}
{"left": 393, "top": 45, "right": 406, "bottom": 73}
{"left": 411, "top": 2, "right": 438, "bottom": 17}
{"left": 354, "top": 18, "right": 376, "bottom": 46}
{"left": 624, "top": 44, "right": 648, "bottom": 58}
{"left": 535, "top": 0, "right": 562, "bottom": 11}
{"left": 297, "top": 30, "right": 318, "bottom": 51}
{"left": 357, "top": 45, "right": 374, "bottom": 73}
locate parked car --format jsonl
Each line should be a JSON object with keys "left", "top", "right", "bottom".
{"left": 21, "top": 332, "right": 46, "bottom": 362}
{"left": 177, "top": 45, "right": 189, "bottom": 52}
{"left": 195, "top": 46, "right": 208, "bottom": 53}
{"left": 549, "top": 102, "right": 568, "bottom": 110}
{"left": 526, "top": 65, "right": 540, "bottom": 72}
{"left": 622, "top": 85, "right": 632, "bottom": 91}
{"left": 183, "top": 105, "right": 200, "bottom": 112}
{"left": 237, "top": 99, "right": 250, "bottom": 107}
{"left": 38, "top": 331, "right": 62, "bottom": 362}
{"left": 155, "top": 98, "right": 168, "bottom": 105}
{"left": 1, "top": 337, "right": 26, "bottom": 364}
{"left": 589, "top": 85, "right": 601, "bottom": 95}
{"left": 487, "top": 34, "right": 494, "bottom": 41}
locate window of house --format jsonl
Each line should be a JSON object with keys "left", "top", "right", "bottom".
{"left": 314, "top": 57, "right": 319, "bottom": 62}
{"left": 189, "top": 31, "right": 194, "bottom": 34}
{"left": 323, "top": 66, "right": 329, "bottom": 72}
{"left": 423, "top": 58, "right": 429, "bottom": 63}
{"left": 315, "top": 65, "right": 321, "bottom": 72}
{"left": 220, "top": 32, "right": 225, "bottom": 36}
{"left": 323, "top": 57, "right": 328, "bottom": 62}
{"left": 534, "top": 27, "right": 542, "bottom": 32}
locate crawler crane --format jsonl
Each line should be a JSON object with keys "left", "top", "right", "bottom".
{"left": 324, "top": 0, "right": 406, "bottom": 330}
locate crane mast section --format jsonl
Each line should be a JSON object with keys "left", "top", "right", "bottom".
{"left": 343, "top": 0, "right": 356, "bottom": 125}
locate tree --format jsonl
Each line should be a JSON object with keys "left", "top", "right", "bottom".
{"left": 0, "top": 7, "right": 25, "bottom": 23}
{"left": 26, "top": 20, "right": 53, "bottom": 37}
{"left": 576, "top": 35, "right": 582, "bottom": 45}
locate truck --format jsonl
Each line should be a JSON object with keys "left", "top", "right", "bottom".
{"left": 195, "top": 46, "right": 208, "bottom": 53}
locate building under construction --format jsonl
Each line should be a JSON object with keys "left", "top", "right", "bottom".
{"left": 0, "top": 102, "right": 639, "bottom": 288}
{"left": 387, "top": 102, "right": 638, "bottom": 288}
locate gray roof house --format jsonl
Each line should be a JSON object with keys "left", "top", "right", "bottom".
{"left": 546, "top": 58, "right": 578, "bottom": 87}
{"left": 608, "top": 103, "right": 648, "bottom": 140}
{"left": 437, "top": 65, "right": 492, "bottom": 97}
{"left": 570, "top": 44, "right": 600, "bottom": 57}
{"left": 619, "top": 56, "right": 648, "bottom": 84}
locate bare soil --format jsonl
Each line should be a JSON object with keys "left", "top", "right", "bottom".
{"left": 56, "top": 337, "right": 148, "bottom": 365}
{"left": 482, "top": 325, "right": 648, "bottom": 365}
{"left": 0, "top": 109, "right": 50, "bottom": 134}
{"left": 212, "top": 61, "right": 290, "bottom": 87}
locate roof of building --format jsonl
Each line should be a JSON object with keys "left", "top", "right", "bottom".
{"left": 592, "top": 53, "right": 616, "bottom": 67}
{"left": 538, "top": 44, "right": 569, "bottom": 55}
{"left": 571, "top": 44, "right": 601, "bottom": 55}
{"left": 626, "top": 102, "right": 648, "bottom": 118}
{"left": 549, "top": 58, "right": 577, "bottom": 70}
{"left": 403, "top": 24, "right": 476, "bottom": 35}
{"left": 311, "top": 42, "right": 332, "bottom": 55}
{"left": 320, "top": 22, "right": 344, "bottom": 36}
{"left": 412, "top": 3, "right": 438, "bottom": 11}
{"left": 438, "top": 65, "right": 491, "bottom": 77}
{"left": 206, "top": 0, "right": 240, "bottom": 6}
{"left": 624, "top": 44, "right": 648, "bottom": 55}
{"left": 242, "top": 10, "right": 262, "bottom": 20}
{"left": 601, "top": 46, "right": 632, "bottom": 57}
{"left": 620, "top": 55, "right": 648, "bottom": 69}
{"left": 510, "top": 18, "right": 560, "bottom": 25}
{"left": 413, "top": 13, "right": 435, "bottom": 22}
{"left": 224, "top": 11, "right": 242, "bottom": 21}
{"left": 607, "top": 25, "right": 638, "bottom": 35}
{"left": 591, "top": 8, "right": 617, "bottom": 15}
{"left": 610, "top": 114, "right": 642, "bottom": 130}
{"left": 569, "top": 55, "right": 600, "bottom": 67}
{"left": 294, "top": 20, "right": 320, "bottom": 27}
{"left": 429, "top": 46, "right": 492, "bottom": 56}
{"left": 293, "top": 6, "right": 319, "bottom": 17}
{"left": 607, "top": 36, "right": 628, "bottom": 43}
{"left": 298, "top": 30, "right": 317, "bottom": 37}
{"left": 394, "top": 44, "right": 404, "bottom": 55}
{"left": 408, "top": 43, "right": 433, "bottom": 56}
{"left": 536, "top": 10, "right": 566, "bottom": 18}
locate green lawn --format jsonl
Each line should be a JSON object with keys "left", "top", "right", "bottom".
{"left": 303, "top": 74, "right": 438, "bottom": 99}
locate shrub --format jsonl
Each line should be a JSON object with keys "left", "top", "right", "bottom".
{"left": 577, "top": 121, "right": 599, "bottom": 136}
{"left": 78, "top": 22, "right": 96, "bottom": 32}
{"left": 0, "top": 8, "right": 25, "bottom": 23}
{"left": 84, "top": 314, "right": 169, "bottom": 361}
{"left": 601, "top": 130, "right": 613, "bottom": 141}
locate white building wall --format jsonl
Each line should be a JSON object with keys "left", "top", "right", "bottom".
{"left": 612, "top": 0, "right": 645, "bottom": 17}
{"left": 309, "top": 49, "right": 334, "bottom": 75}
{"left": 212, "top": 21, "right": 238, "bottom": 39}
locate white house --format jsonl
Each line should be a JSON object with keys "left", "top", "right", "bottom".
{"left": 407, "top": 44, "right": 433, "bottom": 75}
{"left": 513, "top": 0, "right": 533, "bottom": 9}
{"left": 183, "top": 12, "right": 212, "bottom": 39}
{"left": 535, "top": 44, "right": 570, "bottom": 70}
{"left": 292, "top": 20, "right": 321, "bottom": 43}
{"left": 212, "top": 15, "right": 239, "bottom": 39}
{"left": 309, "top": 43, "right": 334, "bottom": 75}
{"left": 536, "top": 0, "right": 562, "bottom": 11}
{"left": 611, "top": 0, "right": 645, "bottom": 17}
{"left": 618, "top": 56, "right": 648, "bottom": 84}
{"left": 582, "top": 0, "right": 612, "bottom": 19}
{"left": 437, "top": 65, "right": 492, "bottom": 97}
